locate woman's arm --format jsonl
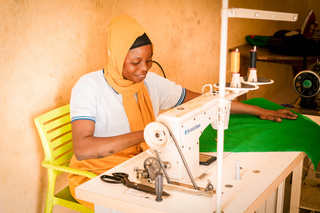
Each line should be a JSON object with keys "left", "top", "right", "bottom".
{"left": 183, "top": 89, "right": 297, "bottom": 122}
{"left": 230, "top": 101, "right": 298, "bottom": 122}
{"left": 72, "top": 120, "right": 145, "bottom": 161}
{"left": 183, "top": 89, "right": 201, "bottom": 103}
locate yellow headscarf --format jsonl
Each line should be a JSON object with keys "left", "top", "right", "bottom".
{"left": 104, "top": 15, "right": 155, "bottom": 131}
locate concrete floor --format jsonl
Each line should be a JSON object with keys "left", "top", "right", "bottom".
{"left": 299, "top": 159, "right": 320, "bottom": 212}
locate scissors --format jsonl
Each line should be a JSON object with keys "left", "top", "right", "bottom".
{"left": 100, "top": 172, "right": 170, "bottom": 196}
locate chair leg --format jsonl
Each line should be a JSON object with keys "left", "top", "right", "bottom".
{"left": 44, "top": 169, "right": 58, "bottom": 213}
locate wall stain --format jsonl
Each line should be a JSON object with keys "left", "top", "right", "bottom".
{"left": 15, "top": 0, "right": 23, "bottom": 5}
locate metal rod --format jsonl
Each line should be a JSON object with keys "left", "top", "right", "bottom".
{"left": 155, "top": 150, "right": 172, "bottom": 184}
{"left": 216, "top": 0, "right": 229, "bottom": 211}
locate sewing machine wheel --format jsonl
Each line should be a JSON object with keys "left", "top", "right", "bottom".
{"left": 144, "top": 157, "right": 161, "bottom": 171}
{"left": 293, "top": 70, "right": 320, "bottom": 98}
{"left": 144, "top": 157, "right": 161, "bottom": 181}
{"left": 144, "top": 122, "right": 170, "bottom": 150}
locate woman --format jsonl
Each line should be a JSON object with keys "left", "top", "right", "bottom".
{"left": 68, "top": 15, "right": 297, "bottom": 209}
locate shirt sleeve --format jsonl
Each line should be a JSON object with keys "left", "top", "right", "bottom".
{"left": 174, "top": 87, "right": 186, "bottom": 107}
{"left": 70, "top": 75, "right": 98, "bottom": 123}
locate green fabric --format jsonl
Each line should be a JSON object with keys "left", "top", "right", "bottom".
{"left": 199, "top": 98, "right": 320, "bottom": 169}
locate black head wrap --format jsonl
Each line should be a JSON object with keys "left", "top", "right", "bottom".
{"left": 129, "top": 33, "right": 152, "bottom": 50}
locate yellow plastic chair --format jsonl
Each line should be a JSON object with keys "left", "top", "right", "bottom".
{"left": 34, "top": 104, "right": 97, "bottom": 213}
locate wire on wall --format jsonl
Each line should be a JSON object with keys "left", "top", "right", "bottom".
{"left": 152, "top": 61, "right": 166, "bottom": 78}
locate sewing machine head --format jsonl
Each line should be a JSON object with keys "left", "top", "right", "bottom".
{"left": 144, "top": 89, "right": 234, "bottom": 181}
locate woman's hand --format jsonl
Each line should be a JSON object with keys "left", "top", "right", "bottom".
{"left": 258, "top": 108, "right": 298, "bottom": 122}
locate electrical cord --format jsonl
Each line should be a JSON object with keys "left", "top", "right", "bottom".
{"left": 152, "top": 61, "right": 166, "bottom": 78}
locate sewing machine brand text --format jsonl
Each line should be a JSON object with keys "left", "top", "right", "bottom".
{"left": 185, "top": 124, "right": 201, "bottom": 135}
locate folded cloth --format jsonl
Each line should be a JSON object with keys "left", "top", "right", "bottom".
{"left": 199, "top": 98, "right": 320, "bottom": 169}
{"left": 246, "top": 35, "right": 270, "bottom": 47}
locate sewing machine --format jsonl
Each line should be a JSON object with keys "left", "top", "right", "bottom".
{"left": 75, "top": 84, "right": 311, "bottom": 213}
{"left": 143, "top": 86, "right": 249, "bottom": 185}
{"left": 75, "top": 85, "right": 308, "bottom": 211}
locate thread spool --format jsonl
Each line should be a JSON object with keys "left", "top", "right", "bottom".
{"left": 249, "top": 46, "right": 257, "bottom": 69}
{"left": 231, "top": 49, "right": 240, "bottom": 73}
{"left": 230, "top": 49, "right": 241, "bottom": 88}
{"left": 248, "top": 46, "right": 258, "bottom": 82}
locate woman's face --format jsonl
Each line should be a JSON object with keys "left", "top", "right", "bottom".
{"left": 122, "top": 44, "right": 153, "bottom": 83}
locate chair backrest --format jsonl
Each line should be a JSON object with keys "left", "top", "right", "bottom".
{"left": 34, "top": 105, "right": 73, "bottom": 172}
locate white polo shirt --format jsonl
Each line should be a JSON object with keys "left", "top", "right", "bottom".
{"left": 70, "top": 70, "right": 185, "bottom": 137}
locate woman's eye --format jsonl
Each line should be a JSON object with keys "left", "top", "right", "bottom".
{"left": 131, "top": 61, "right": 140, "bottom": 65}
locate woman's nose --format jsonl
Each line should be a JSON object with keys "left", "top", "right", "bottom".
{"left": 140, "top": 62, "right": 150, "bottom": 71}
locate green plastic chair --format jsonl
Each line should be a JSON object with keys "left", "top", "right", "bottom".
{"left": 34, "top": 104, "right": 97, "bottom": 213}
